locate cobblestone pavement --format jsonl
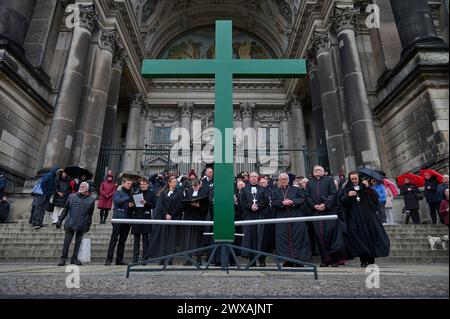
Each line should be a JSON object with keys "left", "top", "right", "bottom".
{"left": 0, "top": 261, "right": 448, "bottom": 299}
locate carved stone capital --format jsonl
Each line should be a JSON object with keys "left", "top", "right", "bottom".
{"left": 100, "top": 29, "right": 117, "bottom": 53}
{"left": 130, "top": 94, "right": 144, "bottom": 110}
{"left": 113, "top": 49, "right": 127, "bottom": 69}
{"left": 331, "top": 6, "right": 358, "bottom": 33}
{"left": 240, "top": 102, "right": 255, "bottom": 119}
{"left": 178, "top": 101, "right": 194, "bottom": 118}
{"left": 288, "top": 94, "right": 304, "bottom": 111}
{"left": 311, "top": 31, "right": 330, "bottom": 54}
{"left": 78, "top": 4, "right": 98, "bottom": 33}
{"left": 233, "top": 109, "right": 242, "bottom": 121}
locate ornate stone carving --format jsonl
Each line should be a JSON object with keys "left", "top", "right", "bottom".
{"left": 148, "top": 108, "right": 180, "bottom": 121}
{"left": 192, "top": 109, "right": 214, "bottom": 128}
{"left": 130, "top": 94, "right": 143, "bottom": 110}
{"left": 178, "top": 101, "right": 193, "bottom": 118}
{"left": 240, "top": 102, "right": 255, "bottom": 119}
{"left": 310, "top": 31, "right": 330, "bottom": 54}
{"left": 113, "top": 49, "right": 128, "bottom": 69}
{"left": 233, "top": 109, "right": 242, "bottom": 121}
{"left": 78, "top": 4, "right": 97, "bottom": 33}
{"left": 288, "top": 94, "right": 303, "bottom": 111}
{"left": 254, "top": 110, "right": 287, "bottom": 121}
{"left": 141, "top": 102, "right": 150, "bottom": 118}
{"left": 100, "top": 29, "right": 117, "bottom": 53}
{"left": 331, "top": 6, "right": 358, "bottom": 33}
{"left": 305, "top": 47, "right": 317, "bottom": 70}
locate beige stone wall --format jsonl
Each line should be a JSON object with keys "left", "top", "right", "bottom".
{"left": 0, "top": 75, "right": 50, "bottom": 179}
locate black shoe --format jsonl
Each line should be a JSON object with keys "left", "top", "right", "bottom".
{"left": 104, "top": 260, "right": 112, "bottom": 266}
{"left": 58, "top": 258, "right": 66, "bottom": 266}
{"left": 295, "top": 264, "right": 304, "bottom": 268}
{"left": 283, "top": 262, "right": 294, "bottom": 267}
{"left": 260, "top": 260, "right": 266, "bottom": 267}
{"left": 32, "top": 225, "right": 41, "bottom": 229}
{"left": 360, "top": 262, "right": 369, "bottom": 268}
{"left": 168, "top": 260, "right": 173, "bottom": 265}
{"left": 70, "top": 258, "right": 82, "bottom": 266}
{"left": 116, "top": 261, "right": 128, "bottom": 266}
{"left": 320, "top": 263, "right": 329, "bottom": 267}
{"left": 331, "top": 263, "right": 339, "bottom": 267}
{"left": 39, "top": 224, "right": 46, "bottom": 228}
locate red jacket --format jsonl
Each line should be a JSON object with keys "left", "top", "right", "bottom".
{"left": 98, "top": 180, "right": 117, "bottom": 209}
{"left": 439, "top": 199, "right": 449, "bottom": 225}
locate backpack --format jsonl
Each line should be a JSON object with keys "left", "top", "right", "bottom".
{"left": 31, "top": 179, "right": 43, "bottom": 196}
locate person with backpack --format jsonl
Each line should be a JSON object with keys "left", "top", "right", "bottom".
{"left": 31, "top": 167, "right": 61, "bottom": 229}
{"left": 0, "top": 193, "right": 10, "bottom": 223}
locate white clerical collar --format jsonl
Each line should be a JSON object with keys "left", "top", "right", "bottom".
{"left": 168, "top": 190, "right": 174, "bottom": 197}
{"left": 193, "top": 190, "right": 198, "bottom": 196}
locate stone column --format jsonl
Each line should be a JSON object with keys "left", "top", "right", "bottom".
{"left": 389, "top": 0, "right": 446, "bottom": 55}
{"left": 233, "top": 108, "right": 243, "bottom": 174}
{"left": 241, "top": 102, "right": 256, "bottom": 172}
{"left": 307, "top": 57, "right": 327, "bottom": 150}
{"left": 311, "top": 31, "right": 346, "bottom": 175}
{"left": 331, "top": 7, "right": 381, "bottom": 169}
{"left": 42, "top": 4, "right": 97, "bottom": 170}
{"left": 101, "top": 49, "right": 127, "bottom": 148}
{"left": 123, "top": 94, "right": 143, "bottom": 173}
{"left": 178, "top": 101, "right": 193, "bottom": 175}
{"left": 135, "top": 105, "right": 148, "bottom": 175}
{"left": 71, "top": 29, "right": 116, "bottom": 174}
{"left": 0, "top": 0, "right": 37, "bottom": 52}
{"left": 288, "top": 94, "right": 307, "bottom": 176}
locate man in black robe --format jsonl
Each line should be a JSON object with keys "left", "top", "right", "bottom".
{"left": 148, "top": 176, "right": 184, "bottom": 264}
{"left": 306, "top": 165, "right": 346, "bottom": 267}
{"left": 339, "top": 171, "right": 390, "bottom": 267}
{"left": 240, "top": 172, "right": 270, "bottom": 267}
{"left": 181, "top": 179, "right": 209, "bottom": 265}
{"left": 131, "top": 178, "right": 156, "bottom": 263}
{"left": 272, "top": 173, "right": 311, "bottom": 267}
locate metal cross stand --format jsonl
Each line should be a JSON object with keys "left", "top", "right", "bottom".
{"left": 112, "top": 215, "right": 338, "bottom": 280}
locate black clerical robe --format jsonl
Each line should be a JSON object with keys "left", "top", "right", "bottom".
{"left": 240, "top": 184, "right": 270, "bottom": 257}
{"left": 339, "top": 183, "right": 390, "bottom": 259}
{"left": 272, "top": 186, "right": 311, "bottom": 261}
{"left": 306, "top": 176, "right": 346, "bottom": 264}
{"left": 148, "top": 189, "right": 183, "bottom": 258}
{"left": 181, "top": 189, "right": 209, "bottom": 254}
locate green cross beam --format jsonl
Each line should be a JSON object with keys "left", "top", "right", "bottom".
{"left": 142, "top": 21, "right": 307, "bottom": 242}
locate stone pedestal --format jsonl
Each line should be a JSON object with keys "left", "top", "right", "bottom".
{"left": 42, "top": 4, "right": 96, "bottom": 170}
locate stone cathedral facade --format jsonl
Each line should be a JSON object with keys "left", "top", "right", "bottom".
{"left": 0, "top": 0, "right": 448, "bottom": 190}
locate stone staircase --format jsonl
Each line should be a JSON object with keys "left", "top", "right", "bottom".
{"left": 0, "top": 212, "right": 448, "bottom": 264}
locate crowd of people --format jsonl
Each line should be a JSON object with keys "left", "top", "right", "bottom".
{"left": 18, "top": 164, "right": 449, "bottom": 267}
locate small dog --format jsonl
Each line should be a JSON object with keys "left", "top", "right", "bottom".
{"left": 428, "top": 235, "right": 443, "bottom": 250}
{"left": 442, "top": 235, "right": 449, "bottom": 250}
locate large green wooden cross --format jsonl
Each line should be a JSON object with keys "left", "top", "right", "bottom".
{"left": 142, "top": 21, "right": 307, "bottom": 242}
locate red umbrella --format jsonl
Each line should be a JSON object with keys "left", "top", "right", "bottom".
{"left": 383, "top": 178, "right": 399, "bottom": 197}
{"left": 397, "top": 173, "right": 424, "bottom": 188}
{"left": 419, "top": 169, "right": 443, "bottom": 184}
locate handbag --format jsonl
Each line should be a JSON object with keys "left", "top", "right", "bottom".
{"left": 44, "top": 198, "right": 54, "bottom": 212}
{"left": 77, "top": 237, "right": 91, "bottom": 263}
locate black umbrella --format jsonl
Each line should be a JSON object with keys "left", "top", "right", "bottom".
{"left": 64, "top": 166, "right": 93, "bottom": 180}
{"left": 375, "top": 169, "right": 387, "bottom": 177}
{"left": 120, "top": 171, "right": 141, "bottom": 182}
{"left": 357, "top": 167, "right": 384, "bottom": 182}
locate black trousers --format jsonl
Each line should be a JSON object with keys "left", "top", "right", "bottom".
{"left": 133, "top": 233, "right": 149, "bottom": 262}
{"left": 405, "top": 209, "right": 421, "bottom": 224}
{"left": 428, "top": 202, "right": 441, "bottom": 224}
{"left": 61, "top": 230, "right": 84, "bottom": 260}
{"left": 106, "top": 224, "right": 131, "bottom": 262}
{"left": 99, "top": 209, "right": 110, "bottom": 223}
